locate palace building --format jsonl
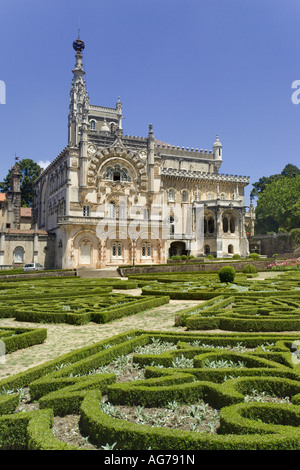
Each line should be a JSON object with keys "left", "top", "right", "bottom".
{"left": 29, "top": 38, "right": 252, "bottom": 270}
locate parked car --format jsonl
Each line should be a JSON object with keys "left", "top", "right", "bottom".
{"left": 23, "top": 263, "right": 44, "bottom": 271}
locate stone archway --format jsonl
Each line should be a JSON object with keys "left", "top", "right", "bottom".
{"left": 80, "top": 240, "right": 92, "bottom": 265}
{"left": 169, "top": 241, "right": 187, "bottom": 258}
{"left": 72, "top": 231, "right": 100, "bottom": 269}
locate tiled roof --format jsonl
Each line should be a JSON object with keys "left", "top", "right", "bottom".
{"left": 20, "top": 207, "right": 32, "bottom": 217}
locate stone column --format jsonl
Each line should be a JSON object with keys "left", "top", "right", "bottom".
{"left": 216, "top": 207, "right": 223, "bottom": 258}
{"left": 33, "top": 224, "right": 39, "bottom": 263}
{"left": 0, "top": 224, "right": 5, "bottom": 265}
{"left": 147, "top": 124, "right": 155, "bottom": 192}
{"left": 79, "top": 122, "right": 88, "bottom": 189}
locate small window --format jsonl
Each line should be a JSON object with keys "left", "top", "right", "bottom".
{"left": 83, "top": 205, "right": 90, "bottom": 217}
{"left": 170, "top": 215, "right": 175, "bottom": 235}
{"left": 119, "top": 203, "right": 126, "bottom": 219}
{"left": 142, "top": 243, "right": 151, "bottom": 258}
{"left": 90, "top": 120, "right": 96, "bottom": 130}
{"left": 112, "top": 242, "right": 122, "bottom": 258}
{"left": 108, "top": 202, "right": 116, "bottom": 218}
{"left": 168, "top": 189, "right": 175, "bottom": 202}
{"left": 182, "top": 190, "right": 188, "bottom": 203}
{"left": 144, "top": 208, "right": 149, "bottom": 220}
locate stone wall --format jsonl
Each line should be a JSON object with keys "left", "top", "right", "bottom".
{"left": 249, "top": 233, "right": 293, "bottom": 258}
{"left": 0, "top": 270, "right": 77, "bottom": 280}
{"left": 119, "top": 260, "right": 271, "bottom": 276}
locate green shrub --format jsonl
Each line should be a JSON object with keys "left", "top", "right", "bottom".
{"left": 181, "top": 255, "right": 187, "bottom": 260}
{"left": 218, "top": 266, "right": 236, "bottom": 283}
{"left": 206, "top": 255, "right": 215, "bottom": 260}
{"left": 242, "top": 264, "right": 258, "bottom": 274}
{"left": 232, "top": 254, "right": 241, "bottom": 260}
{"left": 249, "top": 253, "right": 260, "bottom": 259}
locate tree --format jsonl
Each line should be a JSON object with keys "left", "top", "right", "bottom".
{"left": 250, "top": 163, "right": 300, "bottom": 200}
{"left": 254, "top": 174, "right": 300, "bottom": 233}
{"left": 0, "top": 159, "right": 41, "bottom": 207}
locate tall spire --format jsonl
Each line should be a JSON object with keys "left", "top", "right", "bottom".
{"left": 68, "top": 37, "right": 89, "bottom": 146}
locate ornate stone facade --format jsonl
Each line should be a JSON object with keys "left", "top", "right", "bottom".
{"left": 33, "top": 39, "right": 252, "bottom": 269}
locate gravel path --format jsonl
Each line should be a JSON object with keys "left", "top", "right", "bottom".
{"left": 0, "top": 298, "right": 202, "bottom": 380}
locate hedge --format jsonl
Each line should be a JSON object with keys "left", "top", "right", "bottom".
{"left": 2, "top": 330, "right": 300, "bottom": 450}
{"left": 0, "top": 327, "right": 47, "bottom": 354}
{"left": 13, "top": 295, "right": 169, "bottom": 325}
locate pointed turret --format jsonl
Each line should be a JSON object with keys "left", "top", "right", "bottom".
{"left": 68, "top": 37, "right": 90, "bottom": 146}
{"left": 213, "top": 135, "right": 222, "bottom": 161}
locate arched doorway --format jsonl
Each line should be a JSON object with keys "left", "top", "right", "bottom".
{"left": 80, "top": 240, "right": 92, "bottom": 265}
{"left": 13, "top": 246, "right": 24, "bottom": 264}
{"left": 169, "top": 241, "right": 187, "bottom": 258}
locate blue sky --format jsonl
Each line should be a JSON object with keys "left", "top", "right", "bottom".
{"left": 1, "top": 0, "right": 300, "bottom": 206}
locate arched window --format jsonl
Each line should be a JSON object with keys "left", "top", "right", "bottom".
{"left": 112, "top": 242, "right": 122, "bottom": 258}
{"left": 142, "top": 242, "right": 151, "bottom": 258}
{"left": 204, "top": 245, "right": 210, "bottom": 254}
{"left": 104, "top": 165, "right": 131, "bottom": 182}
{"left": 228, "top": 244, "right": 234, "bottom": 254}
{"left": 168, "top": 189, "right": 175, "bottom": 202}
{"left": 182, "top": 190, "right": 188, "bottom": 203}
{"left": 90, "top": 120, "right": 96, "bottom": 130}
{"left": 108, "top": 201, "right": 116, "bottom": 218}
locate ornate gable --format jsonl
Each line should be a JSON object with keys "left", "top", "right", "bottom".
{"left": 87, "top": 138, "right": 148, "bottom": 192}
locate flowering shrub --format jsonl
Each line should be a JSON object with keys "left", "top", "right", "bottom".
{"left": 267, "top": 257, "right": 300, "bottom": 271}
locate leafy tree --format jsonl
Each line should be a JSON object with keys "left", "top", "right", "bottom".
{"left": 254, "top": 174, "right": 300, "bottom": 233}
{"left": 250, "top": 163, "right": 300, "bottom": 200}
{"left": 281, "top": 163, "right": 300, "bottom": 178}
{"left": 0, "top": 159, "right": 41, "bottom": 207}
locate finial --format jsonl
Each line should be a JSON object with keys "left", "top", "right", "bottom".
{"left": 73, "top": 37, "right": 85, "bottom": 53}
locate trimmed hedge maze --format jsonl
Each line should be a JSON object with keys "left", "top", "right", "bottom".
{"left": 139, "top": 272, "right": 300, "bottom": 300}
{"left": 0, "top": 327, "right": 47, "bottom": 354}
{"left": 2, "top": 330, "right": 300, "bottom": 450}
{"left": 175, "top": 294, "right": 300, "bottom": 332}
{"left": 0, "top": 278, "right": 169, "bottom": 325}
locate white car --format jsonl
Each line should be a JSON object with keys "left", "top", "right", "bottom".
{"left": 23, "top": 263, "right": 44, "bottom": 271}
